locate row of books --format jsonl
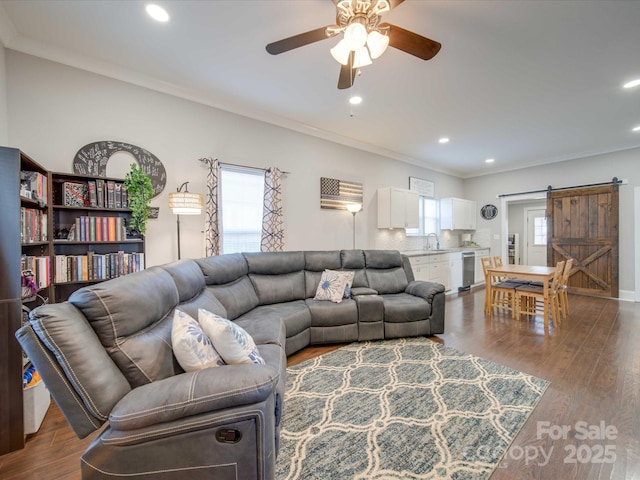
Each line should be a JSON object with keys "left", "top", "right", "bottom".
{"left": 54, "top": 252, "right": 145, "bottom": 283}
{"left": 67, "top": 216, "right": 126, "bottom": 242}
{"left": 21, "top": 208, "right": 48, "bottom": 244}
{"left": 21, "top": 255, "right": 51, "bottom": 289}
{"left": 63, "top": 180, "right": 127, "bottom": 209}
{"left": 20, "top": 171, "right": 48, "bottom": 204}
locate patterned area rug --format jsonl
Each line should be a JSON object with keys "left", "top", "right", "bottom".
{"left": 276, "top": 337, "right": 549, "bottom": 479}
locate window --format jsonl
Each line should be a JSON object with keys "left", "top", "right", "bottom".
{"left": 220, "top": 166, "right": 264, "bottom": 254}
{"left": 533, "top": 216, "right": 547, "bottom": 245}
{"left": 406, "top": 196, "right": 439, "bottom": 236}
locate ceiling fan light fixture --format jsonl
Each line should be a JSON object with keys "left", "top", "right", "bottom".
{"left": 330, "top": 39, "right": 351, "bottom": 65}
{"left": 352, "top": 47, "right": 372, "bottom": 68}
{"left": 367, "top": 30, "right": 389, "bottom": 59}
{"left": 344, "top": 22, "right": 368, "bottom": 51}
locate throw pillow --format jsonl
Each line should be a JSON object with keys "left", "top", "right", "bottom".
{"left": 338, "top": 270, "right": 355, "bottom": 299}
{"left": 198, "top": 309, "right": 265, "bottom": 365}
{"left": 171, "top": 309, "right": 225, "bottom": 372}
{"left": 314, "top": 269, "right": 350, "bottom": 303}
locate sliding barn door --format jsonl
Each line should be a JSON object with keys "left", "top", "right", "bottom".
{"left": 547, "top": 184, "right": 619, "bottom": 298}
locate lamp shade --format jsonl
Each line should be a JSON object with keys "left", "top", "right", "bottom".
{"left": 344, "top": 22, "right": 367, "bottom": 51}
{"left": 169, "top": 191, "right": 203, "bottom": 215}
{"left": 330, "top": 39, "right": 351, "bottom": 65}
{"left": 346, "top": 202, "right": 362, "bottom": 213}
{"left": 367, "top": 30, "right": 389, "bottom": 59}
{"left": 352, "top": 47, "right": 372, "bottom": 68}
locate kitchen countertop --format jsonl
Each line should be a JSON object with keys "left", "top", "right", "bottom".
{"left": 401, "top": 246, "right": 490, "bottom": 257}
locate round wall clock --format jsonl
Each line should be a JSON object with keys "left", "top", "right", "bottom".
{"left": 481, "top": 204, "right": 498, "bottom": 220}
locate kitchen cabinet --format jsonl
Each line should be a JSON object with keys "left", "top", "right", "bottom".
{"left": 474, "top": 248, "right": 490, "bottom": 284}
{"left": 408, "top": 253, "right": 451, "bottom": 291}
{"left": 449, "top": 253, "right": 463, "bottom": 291}
{"left": 378, "top": 187, "right": 419, "bottom": 229}
{"left": 440, "top": 197, "right": 477, "bottom": 230}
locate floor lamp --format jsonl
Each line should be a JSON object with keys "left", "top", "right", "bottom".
{"left": 168, "top": 181, "right": 203, "bottom": 259}
{"left": 346, "top": 203, "right": 362, "bottom": 249}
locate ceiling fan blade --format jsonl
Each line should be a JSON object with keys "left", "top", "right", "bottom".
{"left": 381, "top": 23, "right": 441, "bottom": 60}
{"left": 266, "top": 26, "right": 333, "bottom": 55}
{"left": 337, "top": 52, "right": 356, "bottom": 89}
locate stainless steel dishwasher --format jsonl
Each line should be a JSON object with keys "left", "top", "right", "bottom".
{"left": 460, "top": 251, "right": 475, "bottom": 291}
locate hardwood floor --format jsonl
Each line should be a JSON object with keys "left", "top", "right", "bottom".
{"left": 1, "top": 287, "right": 639, "bottom": 479}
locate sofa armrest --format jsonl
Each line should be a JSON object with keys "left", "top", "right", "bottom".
{"left": 109, "top": 363, "right": 280, "bottom": 431}
{"left": 405, "top": 281, "right": 445, "bottom": 303}
{"left": 351, "top": 287, "right": 379, "bottom": 296}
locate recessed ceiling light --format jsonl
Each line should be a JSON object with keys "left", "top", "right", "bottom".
{"left": 349, "top": 96, "right": 362, "bottom": 105}
{"left": 485, "top": 158, "right": 495, "bottom": 164}
{"left": 633, "top": 126, "right": 640, "bottom": 132}
{"left": 146, "top": 4, "right": 169, "bottom": 22}
{"left": 438, "top": 137, "right": 450, "bottom": 144}
{"left": 623, "top": 79, "right": 640, "bottom": 89}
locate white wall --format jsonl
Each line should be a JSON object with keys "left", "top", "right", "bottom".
{"left": 464, "top": 149, "right": 640, "bottom": 292}
{"left": 0, "top": 46, "right": 8, "bottom": 145}
{"left": 6, "top": 51, "right": 464, "bottom": 267}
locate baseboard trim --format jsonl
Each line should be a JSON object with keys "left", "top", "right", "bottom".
{"left": 619, "top": 290, "right": 635, "bottom": 302}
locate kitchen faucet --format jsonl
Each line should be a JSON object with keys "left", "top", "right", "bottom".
{"left": 425, "top": 233, "right": 440, "bottom": 250}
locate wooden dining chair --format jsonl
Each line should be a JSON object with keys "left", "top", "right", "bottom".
{"left": 515, "top": 260, "right": 565, "bottom": 324}
{"left": 482, "top": 256, "right": 517, "bottom": 318}
{"left": 558, "top": 258, "right": 574, "bottom": 319}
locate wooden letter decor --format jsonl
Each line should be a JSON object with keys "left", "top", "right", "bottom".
{"left": 320, "top": 177, "right": 363, "bottom": 210}
{"left": 73, "top": 141, "right": 166, "bottom": 198}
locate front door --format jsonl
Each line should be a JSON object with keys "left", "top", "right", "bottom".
{"left": 547, "top": 184, "right": 619, "bottom": 298}
{"left": 525, "top": 208, "right": 547, "bottom": 266}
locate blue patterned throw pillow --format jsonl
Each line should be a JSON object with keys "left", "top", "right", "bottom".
{"left": 314, "top": 270, "right": 354, "bottom": 302}
{"left": 171, "top": 309, "right": 225, "bottom": 371}
{"left": 197, "top": 309, "right": 265, "bottom": 365}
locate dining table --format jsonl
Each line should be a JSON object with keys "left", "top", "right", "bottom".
{"left": 485, "top": 264, "right": 557, "bottom": 324}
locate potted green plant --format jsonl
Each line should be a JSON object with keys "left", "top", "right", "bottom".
{"left": 124, "top": 163, "right": 153, "bottom": 238}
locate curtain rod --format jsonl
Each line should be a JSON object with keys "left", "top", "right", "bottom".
{"left": 199, "top": 157, "right": 290, "bottom": 175}
{"left": 497, "top": 177, "right": 623, "bottom": 198}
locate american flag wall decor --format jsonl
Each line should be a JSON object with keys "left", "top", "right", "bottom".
{"left": 320, "top": 177, "right": 363, "bottom": 210}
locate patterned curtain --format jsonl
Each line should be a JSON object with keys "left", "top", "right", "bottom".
{"left": 261, "top": 167, "right": 284, "bottom": 252}
{"left": 202, "top": 157, "right": 220, "bottom": 256}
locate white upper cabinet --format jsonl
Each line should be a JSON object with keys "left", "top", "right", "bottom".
{"left": 378, "top": 187, "right": 419, "bottom": 229}
{"left": 440, "top": 197, "right": 477, "bottom": 230}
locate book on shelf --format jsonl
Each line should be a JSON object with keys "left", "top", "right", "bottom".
{"left": 20, "top": 208, "right": 48, "bottom": 243}
{"left": 21, "top": 255, "right": 51, "bottom": 289}
{"left": 121, "top": 185, "right": 128, "bottom": 209}
{"left": 20, "top": 171, "right": 48, "bottom": 204}
{"left": 54, "top": 252, "right": 144, "bottom": 283}
{"left": 106, "top": 181, "right": 115, "bottom": 209}
{"left": 96, "top": 179, "right": 105, "bottom": 208}
{"left": 88, "top": 181, "right": 97, "bottom": 207}
{"left": 63, "top": 182, "right": 88, "bottom": 207}
{"left": 114, "top": 183, "right": 122, "bottom": 209}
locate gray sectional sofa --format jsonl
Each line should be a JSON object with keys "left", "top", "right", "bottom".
{"left": 16, "top": 249, "right": 445, "bottom": 480}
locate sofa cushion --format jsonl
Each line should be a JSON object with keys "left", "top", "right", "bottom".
{"left": 341, "top": 250, "right": 369, "bottom": 288}
{"left": 198, "top": 309, "right": 265, "bottom": 365}
{"left": 206, "top": 276, "right": 259, "bottom": 320}
{"left": 171, "top": 310, "right": 224, "bottom": 371}
{"left": 305, "top": 251, "right": 341, "bottom": 271}
{"left": 366, "top": 268, "right": 409, "bottom": 294}
{"left": 236, "top": 300, "right": 311, "bottom": 340}
{"left": 306, "top": 298, "right": 358, "bottom": 327}
{"left": 364, "top": 250, "right": 404, "bottom": 269}
{"left": 380, "top": 293, "right": 431, "bottom": 323}
{"left": 244, "top": 251, "right": 305, "bottom": 275}
{"left": 234, "top": 315, "right": 287, "bottom": 350}
{"left": 69, "top": 267, "right": 181, "bottom": 387}
{"left": 160, "top": 260, "right": 206, "bottom": 303}
{"left": 29, "top": 302, "right": 131, "bottom": 421}
{"left": 196, "top": 253, "right": 248, "bottom": 285}
{"left": 249, "top": 271, "right": 305, "bottom": 305}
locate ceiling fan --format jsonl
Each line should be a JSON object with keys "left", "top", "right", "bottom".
{"left": 266, "top": 0, "right": 441, "bottom": 89}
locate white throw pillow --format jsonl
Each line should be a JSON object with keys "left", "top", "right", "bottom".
{"left": 337, "top": 270, "right": 355, "bottom": 299}
{"left": 198, "top": 309, "right": 265, "bottom": 365}
{"left": 171, "top": 309, "right": 225, "bottom": 371}
{"left": 314, "top": 269, "right": 351, "bottom": 303}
